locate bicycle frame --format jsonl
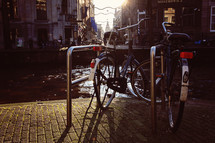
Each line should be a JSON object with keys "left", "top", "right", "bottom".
{"left": 91, "top": 18, "right": 149, "bottom": 85}
{"left": 120, "top": 54, "right": 134, "bottom": 77}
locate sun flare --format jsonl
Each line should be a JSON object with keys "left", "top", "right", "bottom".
{"left": 94, "top": 0, "right": 127, "bottom": 31}
{"left": 94, "top": 0, "right": 126, "bottom": 8}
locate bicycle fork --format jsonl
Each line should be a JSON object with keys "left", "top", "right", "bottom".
{"left": 179, "top": 51, "right": 194, "bottom": 101}
{"left": 180, "top": 58, "right": 189, "bottom": 101}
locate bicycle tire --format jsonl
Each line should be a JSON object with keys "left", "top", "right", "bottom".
{"left": 93, "top": 56, "right": 116, "bottom": 109}
{"left": 167, "top": 58, "right": 189, "bottom": 132}
{"left": 121, "top": 59, "right": 140, "bottom": 97}
{"left": 131, "top": 60, "right": 163, "bottom": 101}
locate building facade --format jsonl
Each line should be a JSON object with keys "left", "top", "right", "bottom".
{"left": 0, "top": 1, "right": 4, "bottom": 49}
{"left": 0, "top": 0, "right": 80, "bottom": 49}
{"left": 118, "top": 0, "right": 215, "bottom": 45}
{"left": 97, "top": 24, "right": 104, "bottom": 40}
{"left": 77, "top": 0, "right": 97, "bottom": 44}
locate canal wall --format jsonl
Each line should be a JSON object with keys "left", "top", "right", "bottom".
{"left": 0, "top": 47, "right": 214, "bottom": 68}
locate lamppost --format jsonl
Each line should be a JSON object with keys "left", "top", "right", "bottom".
{"left": 147, "top": 0, "right": 153, "bottom": 45}
{"left": 2, "top": 0, "right": 11, "bottom": 49}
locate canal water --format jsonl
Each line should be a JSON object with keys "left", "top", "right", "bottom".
{"left": 0, "top": 64, "right": 132, "bottom": 104}
{"left": 1, "top": 50, "right": 215, "bottom": 104}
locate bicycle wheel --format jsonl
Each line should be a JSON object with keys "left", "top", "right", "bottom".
{"left": 94, "top": 56, "right": 116, "bottom": 109}
{"left": 132, "top": 59, "right": 163, "bottom": 101}
{"left": 121, "top": 59, "right": 139, "bottom": 96}
{"left": 131, "top": 60, "right": 151, "bottom": 100}
{"left": 167, "top": 58, "right": 189, "bottom": 132}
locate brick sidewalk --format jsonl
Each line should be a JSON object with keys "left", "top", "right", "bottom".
{"left": 0, "top": 97, "right": 215, "bottom": 143}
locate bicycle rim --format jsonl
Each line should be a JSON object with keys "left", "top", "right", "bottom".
{"left": 167, "top": 59, "right": 187, "bottom": 132}
{"left": 94, "top": 56, "right": 115, "bottom": 109}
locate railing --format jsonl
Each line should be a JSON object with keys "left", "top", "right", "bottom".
{"left": 67, "top": 44, "right": 163, "bottom": 134}
{"left": 66, "top": 45, "right": 103, "bottom": 127}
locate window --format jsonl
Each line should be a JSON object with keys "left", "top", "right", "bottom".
{"left": 182, "top": 7, "right": 194, "bottom": 27}
{"left": 65, "top": 28, "right": 71, "bottom": 45}
{"left": 12, "top": 0, "right": 18, "bottom": 18}
{"left": 37, "top": 29, "right": 48, "bottom": 48}
{"left": 61, "top": 0, "right": 68, "bottom": 14}
{"left": 6, "top": 0, "right": 18, "bottom": 19}
{"left": 211, "top": 6, "right": 215, "bottom": 32}
{"left": 164, "top": 17, "right": 168, "bottom": 22}
{"left": 10, "top": 28, "right": 19, "bottom": 44}
{"left": 36, "top": 0, "right": 47, "bottom": 20}
{"left": 164, "top": 8, "right": 175, "bottom": 24}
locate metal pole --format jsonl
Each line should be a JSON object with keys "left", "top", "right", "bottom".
{"left": 160, "top": 48, "right": 166, "bottom": 110}
{"left": 150, "top": 46, "right": 157, "bottom": 134}
{"left": 67, "top": 48, "right": 73, "bottom": 127}
{"left": 66, "top": 45, "right": 103, "bottom": 127}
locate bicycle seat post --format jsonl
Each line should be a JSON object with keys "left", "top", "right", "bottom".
{"left": 128, "top": 18, "right": 133, "bottom": 54}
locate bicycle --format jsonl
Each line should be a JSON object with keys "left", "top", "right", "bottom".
{"left": 131, "top": 22, "right": 194, "bottom": 132}
{"left": 89, "top": 18, "right": 149, "bottom": 109}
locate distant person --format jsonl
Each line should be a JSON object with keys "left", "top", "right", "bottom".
{"left": 58, "top": 35, "right": 63, "bottom": 47}
{"left": 103, "top": 37, "right": 107, "bottom": 45}
{"left": 28, "top": 38, "right": 33, "bottom": 49}
{"left": 77, "top": 36, "right": 81, "bottom": 45}
{"left": 71, "top": 41, "right": 76, "bottom": 46}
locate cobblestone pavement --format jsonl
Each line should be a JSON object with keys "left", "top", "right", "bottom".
{"left": 0, "top": 97, "right": 215, "bottom": 143}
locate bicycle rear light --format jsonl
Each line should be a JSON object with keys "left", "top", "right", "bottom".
{"left": 90, "top": 59, "right": 95, "bottom": 68}
{"left": 180, "top": 52, "right": 193, "bottom": 59}
{"left": 93, "top": 46, "right": 102, "bottom": 51}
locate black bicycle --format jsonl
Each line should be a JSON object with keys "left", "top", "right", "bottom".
{"left": 131, "top": 22, "right": 194, "bottom": 132}
{"left": 90, "top": 18, "right": 149, "bottom": 109}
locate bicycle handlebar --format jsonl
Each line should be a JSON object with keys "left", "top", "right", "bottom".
{"left": 117, "top": 18, "right": 150, "bottom": 31}
{"left": 162, "top": 22, "right": 174, "bottom": 34}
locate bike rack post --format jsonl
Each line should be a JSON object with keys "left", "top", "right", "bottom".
{"left": 67, "top": 45, "right": 103, "bottom": 127}
{"left": 150, "top": 46, "right": 157, "bottom": 133}
{"left": 160, "top": 48, "right": 166, "bottom": 110}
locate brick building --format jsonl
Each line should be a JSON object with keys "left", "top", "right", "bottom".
{"left": 119, "top": 0, "right": 215, "bottom": 45}
{"left": 155, "top": 0, "right": 215, "bottom": 43}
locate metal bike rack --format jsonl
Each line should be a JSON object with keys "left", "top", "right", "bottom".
{"left": 67, "top": 45, "right": 102, "bottom": 127}
{"left": 150, "top": 45, "right": 165, "bottom": 133}
{"left": 150, "top": 46, "right": 157, "bottom": 133}
{"left": 67, "top": 44, "right": 165, "bottom": 134}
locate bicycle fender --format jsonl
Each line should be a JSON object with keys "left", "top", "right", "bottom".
{"left": 89, "top": 58, "right": 100, "bottom": 81}
{"left": 180, "top": 59, "right": 189, "bottom": 102}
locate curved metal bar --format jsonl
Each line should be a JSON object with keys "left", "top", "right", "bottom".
{"left": 117, "top": 18, "right": 150, "bottom": 31}
{"left": 94, "top": 12, "right": 114, "bottom": 15}
{"left": 150, "top": 46, "right": 157, "bottom": 134}
{"left": 66, "top": 45, "right": 103, "bottom": 127}
{"left": 94, "top": 6, "right": 117, "bottom": 10}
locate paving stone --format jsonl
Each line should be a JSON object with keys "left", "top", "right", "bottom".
{"left": 29, "top": 127, "right": 37, "bottom": 142}
{"left": 37, "top": 135, "right": 46, "bottom": 143}
{"left": 12, "top": 134, "right": 21, "bottom": 143}
{"left": 0, "top": 137, "right": 4, "bottom": 143}
{"left": 21, "top": 130, "right": 29, "bottom": 142}
{"left": 0, "top": 98, "right": 215, "bottom": 142}
{"left": 69, "top": 132, "right": 79, "bottom": 141}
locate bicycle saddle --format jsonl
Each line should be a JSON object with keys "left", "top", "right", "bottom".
{"left": 168, "top": 33, "right": 191, "bottom": 43}
{"left": 104, "top": 31, "right": 118, "bottom": 40}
